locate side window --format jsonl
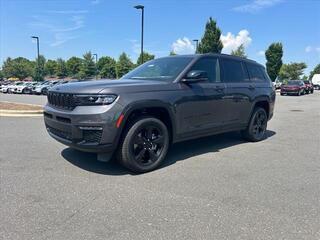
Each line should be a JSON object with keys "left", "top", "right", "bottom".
{"left": 221, "top": 59, "right": 249, "bottom": 82}
{"left": 189, "top": 58, "right": 220, "bottom": 82}
{"left": 247, "top": 63, "right": 266, "bottom": 82}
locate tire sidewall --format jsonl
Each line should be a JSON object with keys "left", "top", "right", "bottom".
{"left": 247, "top": 107, "right": 267, "bottom": 142}
{"left": 120, "top": 117, "right": 170, "bottom": 173}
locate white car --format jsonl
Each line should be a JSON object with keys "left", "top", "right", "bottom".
{"left": 1, "top": 82, "right": 21, "bottom": 93}
{"left": 13, "top": 82, "right": 36, "bottom": 94}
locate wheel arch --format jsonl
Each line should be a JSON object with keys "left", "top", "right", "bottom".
{"left": 115, "top": 100, "right": 176, "bottom": 146}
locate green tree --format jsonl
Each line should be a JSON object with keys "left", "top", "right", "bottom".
{"left": 55, "top": 58, "right": 67, "bottom": 79}
{"left": 309, "top": 64, "right": 320, "bottom": 80}
{"left": 265, "top": 42, "right": 283, "bottom": 81}
{"left": 2, "top": 57, "right": 33, "bottom": 80}
{"left": 66, "top": 57, "right": 83, "bottom": 78}
{"left": 197, "top": 17, "right": 223, "bottom": 54}
{"left": 33, "top": 55, "right": 46, "bottom": 81}
{"left": 0, "top": 70, "right": 4, "bottom": 80}
{"left": 97, "top": 56, "right": 117, "bottom": 79}
{"left": 79, "top": 52, "right": 96, "bottom": 79}
{"left": 116, "top": 53, "right": 134, "bottom": 78}
{"left": 45, "top": 60, "right": 57, "bottom": 77}
{"left": 169, "top": 51, "right": 177, "bottom": 56}
{"left": 278, "top": 62, "right": 307, "bottom": 80}
{"left": 136, "top": 52, "right": 155, "bottom": 65}
{"left": 231, "top": 44, "right": 247, "bottom": 58}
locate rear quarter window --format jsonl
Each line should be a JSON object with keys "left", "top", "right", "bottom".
{"left": 246, "top": 63, "right": 266, "bottom": 82}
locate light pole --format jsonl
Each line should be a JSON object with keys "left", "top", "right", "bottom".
{"left": 93, "top": 53, "right": 98, "bottom": 79}
{"left": 193, "top": 39, "right": 199, "bottom": 53}
{"left": 31, "top": 36, "right": 40, "bottom": 80}
{"left": 134, "top": 5, "right": 144, "bottom": 63}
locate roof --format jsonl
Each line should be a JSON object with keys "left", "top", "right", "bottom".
{"left": 166, "top": 53, "right": 262, "bottom": 66}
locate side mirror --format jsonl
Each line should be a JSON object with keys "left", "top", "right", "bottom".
{"left": 182, "top": 70, "right": 208, "bottom": 83}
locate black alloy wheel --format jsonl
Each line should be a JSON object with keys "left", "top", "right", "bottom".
{"left": 242, "top": 107, "right": 268, "bottom": 142}
{"left": 118, "top": 117, "right": 169, "bottom": 173}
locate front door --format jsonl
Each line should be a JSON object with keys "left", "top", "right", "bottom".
{"left": 175, "top": 57, "right": 228, "bottom": 137}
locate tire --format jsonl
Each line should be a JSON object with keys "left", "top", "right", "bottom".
{"left": 280, "top": 93, "right": 284, "bottom": 96}
{"left": 241, "top": 107, "right": 268, "bottom": 142}
{"left": 118, "top": 117, "right": 170, "bottom": 173}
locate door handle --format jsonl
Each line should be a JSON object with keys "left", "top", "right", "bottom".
{"left": 248, "top": 85, "right": 255, "bottom": 90}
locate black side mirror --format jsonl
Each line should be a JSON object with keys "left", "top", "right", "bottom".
{"left": 182, "top": 70, "right": 208, "bottom": 83}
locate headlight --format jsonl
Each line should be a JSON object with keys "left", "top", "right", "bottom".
{"left": 74, "top": 94, "right": 117, "bottom": 106}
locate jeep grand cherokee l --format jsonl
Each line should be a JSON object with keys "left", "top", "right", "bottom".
{"left": 44, "top": 54, "right": 275, "bottom": 173}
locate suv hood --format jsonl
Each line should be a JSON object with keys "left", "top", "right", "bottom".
{"left": 49, "top": 79, "right": 176, "bottom": 94}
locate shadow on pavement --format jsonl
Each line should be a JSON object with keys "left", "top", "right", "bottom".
{"left": 61, "top": 130, "right": 276, "bottom": 175}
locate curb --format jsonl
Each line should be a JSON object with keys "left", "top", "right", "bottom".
{"left": 0, "top": 113, "right": 43, "bottom": 117}
{"left": 0, "top": 109, "right": 43, "bottom": 114}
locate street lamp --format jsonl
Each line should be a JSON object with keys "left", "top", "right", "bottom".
{"left": 193, "top": 39, "right": 199, "bottom": 53}
{"left": 134, "top": 5, "right": 144, "bottom": 63}
{"left": 31, "top": 36, "right": 40, "bottom": 80}
{"left": 93, "top": 53, "right": 98, "bottom": 79}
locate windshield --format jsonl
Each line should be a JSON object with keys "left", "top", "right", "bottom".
{"left": 123, "top": 57, "right": 193, "bottom": 81}
{"left": 288, "top": 81, "right": 300, "bottom": 85}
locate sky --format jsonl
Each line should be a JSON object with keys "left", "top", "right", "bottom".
{"left": 0, "top": 0, "right": 319, "bottom": 75}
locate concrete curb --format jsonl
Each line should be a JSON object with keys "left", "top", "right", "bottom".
{"left": 0, "top": 109, "right": 43, "bottom": 114}
{"left": 0, "top": 113, "right": 43, "bottom": 117}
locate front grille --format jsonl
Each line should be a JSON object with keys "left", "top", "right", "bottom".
{"left": 83, "top": 130, "right": 102, "bottom": 143}
{"left": 47, "top": 126, "right": 72, "bottom": 141}
{"left": 47, "top": 92, "right": 77, "bottom": 110}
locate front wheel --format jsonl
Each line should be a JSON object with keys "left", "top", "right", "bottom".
{"left": 118, "top": 117, "right": 170, "bottom": 173}
{"left": 241, "top": 107, "right": 268, "bottom": 142}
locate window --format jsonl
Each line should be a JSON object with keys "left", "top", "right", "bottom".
{"left": 247, "top": 63, "right": 266, "bottom": 82}
{"left": 221, "top": 59, "right": 249, "bottom": 82}
{"left": 189, "top": 58, "right": 220, "bottom": 82}
{"left": 123, "top": 57, "right": 193, "bottom": 81}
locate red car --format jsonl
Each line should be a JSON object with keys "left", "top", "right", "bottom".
{"left": 303, "top": 80, "right": 314, "bottom": 94}
{"left": 280, "top": 80, "right": 306, "bottom": 96}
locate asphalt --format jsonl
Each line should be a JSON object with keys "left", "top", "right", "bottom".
{"left": 0, "top": 92, "right": 319, "bottom": 240}
{"left": 0, "top": 93, "right": 47, "bottom": 106}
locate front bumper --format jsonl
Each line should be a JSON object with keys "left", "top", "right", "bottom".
{"left": 44, "top": 102, "right": 124, "bottom": 153}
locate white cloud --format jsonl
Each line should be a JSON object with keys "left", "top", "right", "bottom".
{"left": 29, "top": 14, "right": 86, "bottom": 47}
{"left": 171, "top": 37, "right": 195, "bottom": 54}
{"left": 258, "top": 50, "right": 265, "bottom": 56}
{"left": 220, "top": 29, "right": 252, "bottom": 53}
{"left": 305, "top": 46, "right": 312, "bottom": 52}
{"left": 49, "top": 10, "right": 88, "bottom": 14}
{"left": 233, "top": 0, "right": 283, "bottom": 13}
{"left": 91, "top": 0, "right": 101, "bottom": 5}
{"left": 305, "top": 46, "right": 320, "bottom": 54}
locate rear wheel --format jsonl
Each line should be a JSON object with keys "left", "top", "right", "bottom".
{"left": 118, "top": 117, "right": 170, "bottom": 173}
{"left": 241, "top": 107, "right": 268, "bottom": 142}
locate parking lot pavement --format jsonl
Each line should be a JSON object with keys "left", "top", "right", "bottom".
{"left": 0, "top": 93, "right": 47, "bottom": 106}
{"left": 1, "top": 92, "right": 320, "bottom": 240}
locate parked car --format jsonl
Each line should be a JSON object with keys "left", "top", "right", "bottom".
{"left": 274, "top": 80, "right": 282, "bottom": 89}
{"left": 44, "top": 54, "right": 275, "bottom": 173}
{"left": 303, "top": 80, "right": 314, "bottom": 94}
{"left": 32, "top": 81, "right": 60, "bottom": 95}
{"left": 1, "top": 82, "right": 22, "bottom": 93}
{"left": 280, "top": 80, "right": 306, "bottom": 96}
{"left": 12, "top": 82, "right": 36, "bottom": 94}
{"left": 312, "top": 74, "right": 320, "bottom": 90}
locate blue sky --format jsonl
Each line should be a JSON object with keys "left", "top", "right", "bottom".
{"left": 1, "top": 0, "right": 319, "bottom": 74}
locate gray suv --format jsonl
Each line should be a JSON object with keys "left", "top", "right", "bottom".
{"left": 44, "top": 54, "right": 275, "bottom": 173}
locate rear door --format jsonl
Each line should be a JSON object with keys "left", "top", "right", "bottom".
{"left": 221, "top": 58, "right": 253, "bottom": 125}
